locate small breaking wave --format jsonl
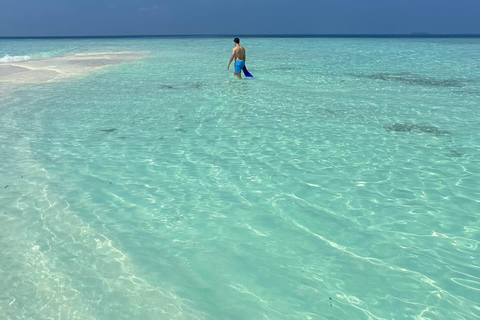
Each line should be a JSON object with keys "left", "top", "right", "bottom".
{"left": 1, "top": 47, "right": 80, "bottom": 64}
{"left": 0, "top": 54, "right": 32, "bottom": 63}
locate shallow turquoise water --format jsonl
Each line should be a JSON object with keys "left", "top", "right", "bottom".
{"left": 1, "top": 37, "right": 479, "bottom": 320}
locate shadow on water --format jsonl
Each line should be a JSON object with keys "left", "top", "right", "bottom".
{"left": 351, "top": 72, "right": 466, "bottom": 87}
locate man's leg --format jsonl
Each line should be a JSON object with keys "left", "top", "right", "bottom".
{"left": 234, "top": 61, "right": 242, "bottom": 79}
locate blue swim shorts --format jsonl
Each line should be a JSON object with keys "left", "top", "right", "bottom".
{"left": 234, "top": 60, "right": 245, "bottom": 73}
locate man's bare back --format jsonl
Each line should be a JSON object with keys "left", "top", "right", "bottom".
{"left": 232, "top": 46, "right": 246, "bottom": 61}
{"left": 227, "top": 38, "right": 246, "bottom": 79}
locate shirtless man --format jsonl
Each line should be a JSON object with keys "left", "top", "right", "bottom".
{"left": 227, "top": 38, "right": 246, "bottom": 79}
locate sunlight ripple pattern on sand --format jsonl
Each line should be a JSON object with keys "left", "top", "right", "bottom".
{"left": 1, "top": 37, "right": 479, "bottom": 319}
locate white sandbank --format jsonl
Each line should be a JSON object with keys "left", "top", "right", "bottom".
{"left": 0, "top": 51, "right": 147, "bottom": 84}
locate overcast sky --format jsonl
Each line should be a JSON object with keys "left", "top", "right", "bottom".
{"left": 1, "top": 0, "right": 479, "bottom": 37}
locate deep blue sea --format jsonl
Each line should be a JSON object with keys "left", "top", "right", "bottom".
{"left": 1, "top": 36, "right": 479, "bottom": 320}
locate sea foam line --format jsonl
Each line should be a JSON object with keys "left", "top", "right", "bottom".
{"left": 0, "top": 54, "right": 31, "bottom": 63}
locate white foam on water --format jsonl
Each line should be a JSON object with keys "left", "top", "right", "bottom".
{"left": 0, "top": 54, "right": 31, "bottom": 63}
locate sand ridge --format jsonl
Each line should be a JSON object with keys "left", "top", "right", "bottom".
{"left": 0, "top": 51, "right": 148, "bottom": 84}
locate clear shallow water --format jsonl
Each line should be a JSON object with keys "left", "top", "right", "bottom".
{"left": 1, "top": 37, "right": 479, "bottom": 320}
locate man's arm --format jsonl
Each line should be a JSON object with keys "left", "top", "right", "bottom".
{"left": 227, "top": 48, "right": 236, "bottom": 69}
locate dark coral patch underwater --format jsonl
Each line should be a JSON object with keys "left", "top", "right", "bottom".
{"left": 384, "top": 123, "right": 451, "bottom": 135}
{"left": 352, "top": 72, "right": 465, "bottom": 87}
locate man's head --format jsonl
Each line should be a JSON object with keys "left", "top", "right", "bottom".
{"left": 234, "top": 38, "right": 240, "bottom": 44}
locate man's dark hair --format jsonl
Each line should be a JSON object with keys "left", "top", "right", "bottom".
{"left": 234, "top": 38, "right": 240, "bottom": 44}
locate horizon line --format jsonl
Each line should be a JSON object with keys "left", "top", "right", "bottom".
{"left": 1, "top": 33, "right": 480, "bottom": 39}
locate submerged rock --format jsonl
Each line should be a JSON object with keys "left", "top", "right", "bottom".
{"left": 384, "top": 123, "right": 450, "bottom": 135}
{"left": 158, "top": 82, "right": 203, "bottom": 90}
{"left": 353, "top": 72, "right": 464, "bottom": 88}
{"left": 448, "top": 150, "right": 464, "bottom": 158}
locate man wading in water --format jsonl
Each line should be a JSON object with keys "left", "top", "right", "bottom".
{"left": 227, "top": 38, "right": 246, "bottom": 79}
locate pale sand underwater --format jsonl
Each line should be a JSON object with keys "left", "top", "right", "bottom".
{"left": 1, "top": 37, "right": 479, "bottom": 320}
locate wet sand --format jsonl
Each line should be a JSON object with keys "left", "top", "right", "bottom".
{"left": 0, "top": 51, "right": 147, "bottom": 84}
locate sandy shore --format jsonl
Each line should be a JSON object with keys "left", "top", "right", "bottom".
{"left": 0, "top": 51, "right": 147, "bottom": 84}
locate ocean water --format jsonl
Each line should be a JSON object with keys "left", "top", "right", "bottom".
{"left": 0, "top": 36, "right": 479, "bottom": 320}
